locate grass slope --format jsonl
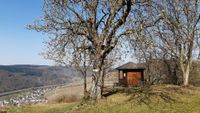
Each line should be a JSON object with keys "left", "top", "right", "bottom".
{"left": 3, "top": 103, "right": 76, "bottom": 113}
{"left": 72, "top": 85, "right": 200, "bottom": 113}
{"left": 2, "top": 85, "right": 200, "bottom": 113}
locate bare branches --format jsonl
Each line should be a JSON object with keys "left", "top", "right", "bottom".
{"left": 29, "top": 0, "right": 160, "bottom": 100}
{"left": 107, "top": 0, "right": 132, "bottom": 40}
{"left": 132, "top": 0, "right": 200, "bottom": 86}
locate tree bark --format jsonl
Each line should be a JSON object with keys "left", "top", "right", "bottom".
{"left": 90, "top": 69, "right": 101, "bottom": 102}
{"left": 89, "top": 52, "right": 108, "bottom": 101}
{"left": 100, "top": 66, "right": 105, "bottom": 98}
{"left": 83, "top": 70, "right": 87, "bottom": 95}
{"left": 182, "top": 65, "right": 190, "bottom": 86}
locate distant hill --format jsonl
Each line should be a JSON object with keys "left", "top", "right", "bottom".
{"left": 0, "top": 65, "right": 83, "bottom": 93}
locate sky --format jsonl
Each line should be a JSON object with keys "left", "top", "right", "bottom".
{"left": 0, "top": 0, "right": 136, "bottom": 66}
{"left": 0, "top": 0, "right": 54, "bottom": 65}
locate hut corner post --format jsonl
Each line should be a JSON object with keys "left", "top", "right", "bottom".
{"left": 118, "top": 70, "right": 120, "bottom": 86}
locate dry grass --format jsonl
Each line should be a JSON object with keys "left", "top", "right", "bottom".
{"left": 71, "top": 85, "right": 200, "bottom": 113}
{"left": 3, "top": 103, "right": 76, "bottom": 113}
{"left": 3, "top": 84, "right": 200, "bottom": 113}
{"left": 46, "top": 85, "right": 83, "bottom": 103}
{"left": 56, "top": 95, "right": 80, "bottom": 103}
{"left": 45, "top": 79, "right": 92, "bottom": 104}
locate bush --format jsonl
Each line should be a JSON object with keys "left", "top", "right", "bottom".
{"left": 56, "top": 95, "right": 79, "bottom": 103}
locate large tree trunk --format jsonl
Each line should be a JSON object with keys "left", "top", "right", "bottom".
{"left": 100, "top": 66, "right": 105, "bottom": 98}
{"left": 90, "top": 69, "right": 101, "bottom": 102}
{"left": 179, "top": 45, "right": 193, "bottom": 86}
{"left": 180, "top": 59, "right": 191, "bottom": 86}
{"left": 89, "top": 58, "right": 103, "bottom": 102}
{"left": 182, "top": 65, "right": 190, "bottom": 86}
{"left": 89, "top": 54, "right": 106, "bottom": 102}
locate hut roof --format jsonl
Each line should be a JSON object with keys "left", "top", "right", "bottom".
{"left": 116, "top": 62, "right": 144, "bottom": 70}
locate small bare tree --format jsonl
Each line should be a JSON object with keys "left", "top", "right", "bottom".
{"left": 41, "top": 35, "right": 92, "bottom": 98}
{"left": 71, "top": 40, "right": 92, "bottom": 99}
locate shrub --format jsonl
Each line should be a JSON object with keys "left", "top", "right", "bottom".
{"left": 56, "top": 95, "right": 79, "bottom": 103}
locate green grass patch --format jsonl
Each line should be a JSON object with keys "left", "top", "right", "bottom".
{"left": 4, "top": 103, "right": 76, "bottom": 113}
{"left": 71, "top": 85, "right": 200, "bottom": 113}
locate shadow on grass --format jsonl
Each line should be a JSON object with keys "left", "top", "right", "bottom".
{"left": 0, "top": 110, "right": 7, "bottom": 113}
{"left": 102, "top": 88, "right": 118, "bottom": 97}
{"left": 107, "top": 85, "right": 179, "bottom": 105}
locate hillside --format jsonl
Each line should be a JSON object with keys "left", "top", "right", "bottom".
{"left": 4, "top": 103, "right": 76, "bottom": 113}
{"left": 2, "top": 85, "right": 200, "bottom": 113}
{"left": 0, "top": 65, "right": 83, "bottom": 93}
{"left": 71, "top": 85, "right": 200, "bottom": 113}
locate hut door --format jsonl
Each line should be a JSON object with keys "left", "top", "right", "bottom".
{"left": 127, "top": 72, "right": 141, "bottom": 86}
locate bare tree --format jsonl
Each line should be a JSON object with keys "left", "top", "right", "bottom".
{"left": 133, "top": 0, "right": 200, "bottom": 86}
{"left": 71, "top": 39, "right": 92, "bottom": 99}
{"left": 157, "top": 0, "right": 200, "bottom": 86}
{"left": 40, "top": 35, "right": 92, "bottom": 98}
{"left": 28, "top": 0, "right": 151, "bottom": 101}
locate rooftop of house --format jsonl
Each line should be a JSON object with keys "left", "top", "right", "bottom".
{"left": 116, "top": 62, "right": 145, "bottom": 70}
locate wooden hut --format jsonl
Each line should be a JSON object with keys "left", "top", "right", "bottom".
{"left": 116, "top": 62, "right": 145, "bottom": 87}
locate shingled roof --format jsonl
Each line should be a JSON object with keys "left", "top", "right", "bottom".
{"left": 116, "top": 62, "right": 144, "bottom": 70}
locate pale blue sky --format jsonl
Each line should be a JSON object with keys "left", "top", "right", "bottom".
{"left": 0, "top": 0, "right": 53, "bottom": 65}
{"left": 0, "top": 0, "right": 136, "bottom": 66}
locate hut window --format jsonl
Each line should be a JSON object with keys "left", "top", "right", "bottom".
{"left": 123, "top": 73, "right": 126, "bottom": 78}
